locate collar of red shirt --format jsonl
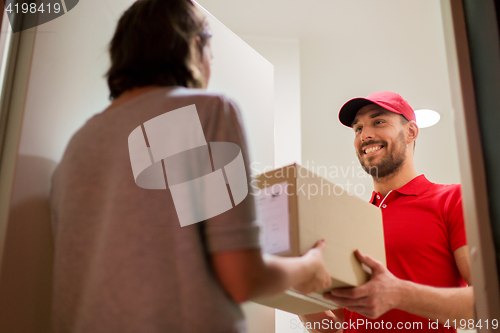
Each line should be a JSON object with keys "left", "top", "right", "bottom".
{"left": 369, "top": 174, "right": 433, "bottom": 203}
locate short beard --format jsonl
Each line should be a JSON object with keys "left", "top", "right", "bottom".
{"left": 357, "top": 130, "right": 407, "bottom": 179}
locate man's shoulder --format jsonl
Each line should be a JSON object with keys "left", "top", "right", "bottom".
{"left": 428, "top": 181, "right": 461, "bottom": 195}
{"left": 424, "top": 179, "right": 462, "bottom": 206}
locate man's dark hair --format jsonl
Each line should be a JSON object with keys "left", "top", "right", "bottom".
{"left": 106, "top": 0, "right": 208, "bottom": 99}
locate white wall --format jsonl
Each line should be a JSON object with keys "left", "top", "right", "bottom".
{"left": 240, "top": 35, "right": 302, "bottom": 169}
{"left": 203, "top": 8, "right": 275, "bottom": 172}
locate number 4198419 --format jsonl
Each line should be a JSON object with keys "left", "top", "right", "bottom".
{"left": 5, "top": 2, "right": 62, "bottom": 14}
{"left": 444, "top": 319, "right": 498, "bottom": 330}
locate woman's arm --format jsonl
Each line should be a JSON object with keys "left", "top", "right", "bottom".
{"left": 211, "top": 240, "right": 331, "bottom": 303}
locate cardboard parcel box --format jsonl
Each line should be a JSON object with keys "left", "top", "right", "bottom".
{"left": 252, "top": 163, "right": 385, "bottom": 315}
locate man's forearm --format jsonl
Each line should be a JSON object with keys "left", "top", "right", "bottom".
{"left": 325, "top": 251, "right": 474, "bottom": 323}
{"left": 397, "top": 281, "right": 474, "bottom": 324}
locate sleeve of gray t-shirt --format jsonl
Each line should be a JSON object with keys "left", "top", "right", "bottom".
{"left": 201, "top": 95, "right": 261, "bottom": 254}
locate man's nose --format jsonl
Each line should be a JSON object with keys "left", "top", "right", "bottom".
{"left": 360, "top": 127, "right": 375, "bottom": 142}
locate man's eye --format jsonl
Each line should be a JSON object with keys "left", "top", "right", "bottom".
{"left": 354, "top": 126, "right": 362, "bottom": 133}
{"left": 374, "top": 120, "right": 384, "bottom": 125}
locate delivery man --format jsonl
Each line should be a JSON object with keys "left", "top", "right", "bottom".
{"left": 299, "top": 91, "right": 474, "bottom": 333}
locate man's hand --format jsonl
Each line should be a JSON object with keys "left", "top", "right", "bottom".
{"left": 323, "top": 249, "right": 402, "bottom": 319}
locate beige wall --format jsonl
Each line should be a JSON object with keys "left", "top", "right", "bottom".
{"left": 0, "top": 1, "right": 123, "bottom": 331}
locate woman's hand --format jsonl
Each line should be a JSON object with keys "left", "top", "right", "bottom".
{"left": 293, "top": 240, "right": 332, "bottom": 294}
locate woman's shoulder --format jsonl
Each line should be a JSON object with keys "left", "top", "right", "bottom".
{"left": 168, "top": 86, "right": 236, "bottom": 105}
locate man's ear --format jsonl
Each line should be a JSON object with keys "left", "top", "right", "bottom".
{"left": 406, "top": 120, "right": 419, "bottom": 144}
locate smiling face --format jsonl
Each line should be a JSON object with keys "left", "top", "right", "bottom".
{"left": 352, "top": 104, "right": 410, "bottom": 179}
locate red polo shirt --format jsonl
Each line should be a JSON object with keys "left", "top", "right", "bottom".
{"left": 343, "top": 175, "right": 467, "bottom": 332}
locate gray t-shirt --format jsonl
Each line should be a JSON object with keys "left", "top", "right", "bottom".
{"left": 50, "top": 87, "right": 260, "bottom": 333}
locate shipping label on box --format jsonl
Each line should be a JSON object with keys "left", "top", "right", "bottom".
{"left": 255, "top": 181, "right": 291, "bottom": 254}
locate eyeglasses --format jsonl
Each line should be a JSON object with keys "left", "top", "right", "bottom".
{"left": 199, "top": 28, "right": 212, "bottom": 39}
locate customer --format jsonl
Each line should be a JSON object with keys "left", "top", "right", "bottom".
{"left": 50, "top": 1, "right": 331, "bottom": 332}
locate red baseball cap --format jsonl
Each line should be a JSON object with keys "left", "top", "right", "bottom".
{"left": 338, "top": 91, "right": 416, "bottom": 127}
